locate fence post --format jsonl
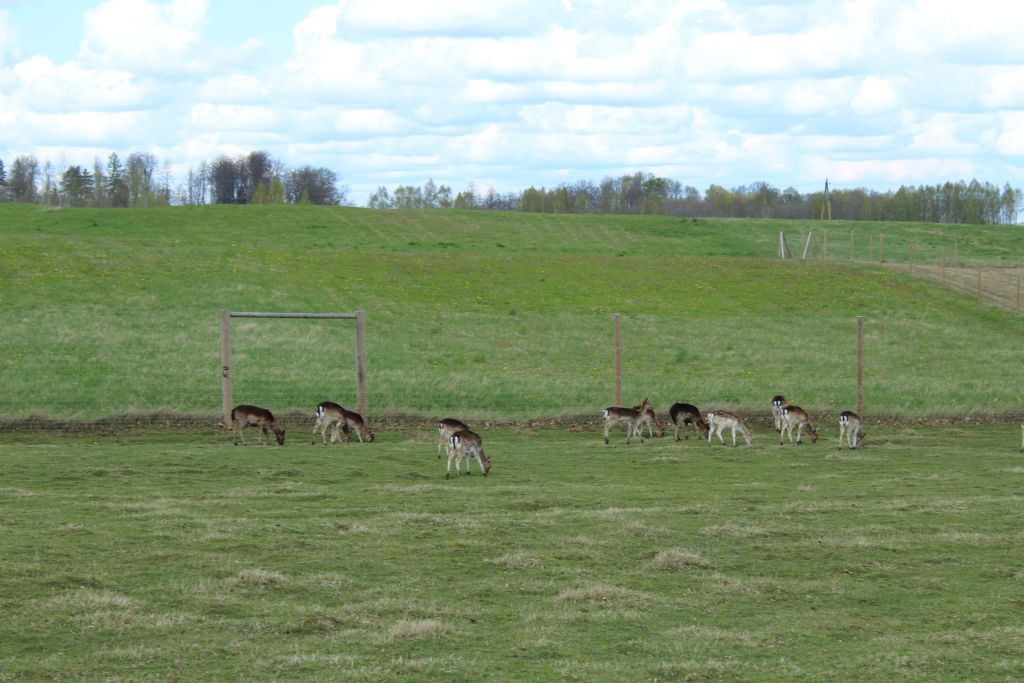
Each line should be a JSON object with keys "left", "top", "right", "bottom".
{"left": 613, "top": 313, "right": 623, "bottom": 405}
{"left": 219, "top": 309, "right": 233, "bottom": 427}
{"left": 355, "top": 310, "right": 367, "bottom": 417}
{"left": 856, "top": 316, "right": 864, "bottom": 418}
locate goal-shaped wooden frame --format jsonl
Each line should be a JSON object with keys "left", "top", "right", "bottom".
{"left": 218, "top": 309, "right": 366, "bottom": 426}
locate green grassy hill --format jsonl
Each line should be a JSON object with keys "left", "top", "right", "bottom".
{"left": 1, "top": 203, "right": 1021, "bottom": 420}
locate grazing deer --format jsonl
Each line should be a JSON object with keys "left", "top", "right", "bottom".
{"left": 312, "top": 401, "right": 346, "bottom": 445}
{"left": 770, "top": 395, "right": 787, "bottom": 432}
{"left": 668, "top": 402, "right": 709, "bottom": 441}
{"left": 633, "top": 401, "right": 664, "bottom": 439}
{"left": 602, "top": 398, "right": 650, "bottom": 445}
{"left": 339, "top": 408, "right": 375, "bottom": 443}
{"left": 231, "top": 404, "right": 285, "bottom": 446}
{"left": 838, "top": 411, "right": 866, "bottom": 449}
{"left": 437, "top": 418, "right": 469, "bottom": 459}
{"left": 446, "top": 429, "right": 492, "bottom": 479}
{"left": 780, "top": 405, "right": 818, "bottom": 445}
{"left": 706, "top": 410, "right": 753, "bottom": 447}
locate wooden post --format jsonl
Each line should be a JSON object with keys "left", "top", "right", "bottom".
{"left": 802, "top": 231, "right": 814, "bottom": 260}
{"left": 879, "top": 233, "right": 884, "bottom": 263}
{"left": 613, "top": 314, "right": 623, "bottom": 406}
{"left": 823, "top": 230, "right": 828, "bottom": 260}
{"left": 219, "top": 309, "right": 233, "bottom": 427}
{"left": 800, "top": 230, "right": 805, "bottom": 258}
{"left": 355, "top": 310, "right": 367, "bottom": 417}
{"left": 780, "top": 231, "right": 787, "bottom": 259}
{"left": 908, "top": 241, "right": 913, "bottom": 273}
{"left": 856, "top": 316, "right": 864, "bottom": 418}
{"left": 941, "top": 249, "right": 946, "bottom": 285}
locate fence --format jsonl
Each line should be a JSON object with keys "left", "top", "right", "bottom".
{"left": 780, "top": 229, "right": 1024, "bottom": 316}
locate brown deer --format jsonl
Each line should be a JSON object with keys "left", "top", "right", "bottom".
{"left": 311, "top": 402, "right": 374, "bottom": 444}
{"left": 838, "top": 411, "right": 866, "bottom": 449}
{"left": 632, "top": 401, "right": 664, "bottom": 439}
{"left": 230, "top": 404, "right": 285, "bottom": 446}
{"left": 780, "top": 405, "right": 818, "bottom": 445}
{"left": 706, "top": 410, "right": 753, "bottom": 447}
{"left": 339, "top": 408, "right": 375, "bottom": 443}
{"left": 601, "top": 398, "right": 650, "bottom": 445}
{"left": 437, "top": 418, "right": 469, "bottom": 459}
{"left": 312, "top": 401, "right": 346, "bottom": 445}
{"left": 770, "top": 395, "right": 787, "bottom": 433}
{"left": 668, "top": 402, "right": 709, "bottom": 441}
{"left": 446, "top": 429, "right": 492, "bottom": 479}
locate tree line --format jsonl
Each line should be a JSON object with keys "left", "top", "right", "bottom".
{"left": 370, "top": 172, "right": 1021, "bottom": 225}
{"left": 0, "top": 151, "right": 346, "bottom": 207}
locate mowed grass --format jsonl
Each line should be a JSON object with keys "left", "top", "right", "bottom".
{"left": 1, "top": 203, "right": 1023, "bottom": 419}
{"left": 1, "top": 425, "right": 1023, "bottom": 680}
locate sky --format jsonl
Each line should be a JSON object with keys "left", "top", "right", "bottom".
{"left": 1, "top": 0, "right": 1022, "bottom": 205}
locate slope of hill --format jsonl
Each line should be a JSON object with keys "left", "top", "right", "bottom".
{"left": 1, "top": 203, "right": 1020, "bottom": 420}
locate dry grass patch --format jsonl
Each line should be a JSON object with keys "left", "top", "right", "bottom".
{"left": 652, "top": 548, "right": 714, "bottom": 571}
{"left": 487, "top": 552, "right": 541, "bottom": 569}
{"left": 48, "top": 588, "right": 137, "bottom": 610}
{"left": 387, "top": 618, "right": 451, "bottom": 640}
{"left": 557, "top": 583, "right": 649, "bottom": 604}
{"left": 235, "top": 569, "right": 287, "bottom": 587}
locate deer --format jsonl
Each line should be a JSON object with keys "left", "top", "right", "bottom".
{"left": 706, "top": 410, "right": 753, "bottom": 447}
{"left": 446, "top": 429, "right": 492, "bottom": 479}
{"left": 230, "top": 404, "right": 285, "bottom": 446}
{"left": 668, "top": 402, "right": 709, "bottom": 441}
{"left": 339, "top": 408, "right": 375, "bottom": 443}
{"left": 601, "top": 398, "right": 650, "bottom": 445}
{"left": 312, "top": 401, "right": 346, "bottom": 445}
{"left": 311, "top": 402, "right": 374, "bottom": 444}
{"left": 780, "top": 405, "right": 818, "bottom": 445}
{"left": 436, "top": 418, "right": 469, "bottom": 459}
{"left": 770, "top": 395, "right": 787, "bottom": 433}
{"left": 838, "top": 411, "right": 866, "bottom": 449}
{"left": 632, "top": 400, "right": 664, "bottom": 438}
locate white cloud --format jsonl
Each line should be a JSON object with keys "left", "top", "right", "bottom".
{"left": 78, "top": 0, "right": 209, "bottom": 73}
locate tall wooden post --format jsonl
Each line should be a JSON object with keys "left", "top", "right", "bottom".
{"left": 219, "top": 309, "right": 233, "bottom": 427}
{"left": 355, "top": 310, "right": 367, "bottom": 416}
{"left": 856, "top": 316, "right": 864, "bottom": 418}
{"left": 613, "top": 313, "right": 623, "bottom": 406}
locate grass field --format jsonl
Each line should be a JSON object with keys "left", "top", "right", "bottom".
{"left": 1, "top": 203, "right": 1022, "bottom": 421}
{"left": 1, "top": 425, "right": 1022, "bottom": 680}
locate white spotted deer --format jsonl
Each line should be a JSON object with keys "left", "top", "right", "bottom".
{"left": 706, "top": 410, "right": 753, "bottom": 447}
{"left": 446, "top": 429, "right": 492, "bottom": 479}
{"left": 770, "top": 395, "right": 787, "bottom": 433}
{"left": 838, "top": 411, "right": 866, "bottom": 449}
{"left": 312, "top": 401, "right": 346, "bottom": 445}
{"left": 602, "top": 398, "right": 650, "bottom": 445}
{"left": 668, "top": 402, "right": 709, "bottom": 441}
{"left": 633, "top": 400, "right": 664, "bottom": 439}
{"left": 780, "top": 405, "right": 818, "bottom": 445}
{"left": 231, "top": 404, "right": 286, "bottom": 446}
{"left": 436, "top": 418, "right": 469, "bottom": 459}
{"left": 312, "top": 402, "right": 374, "bottom": 444}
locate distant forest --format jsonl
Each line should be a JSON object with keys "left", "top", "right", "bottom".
{"left": 0, "top": 151, "right": 1019, "bottom": 225}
